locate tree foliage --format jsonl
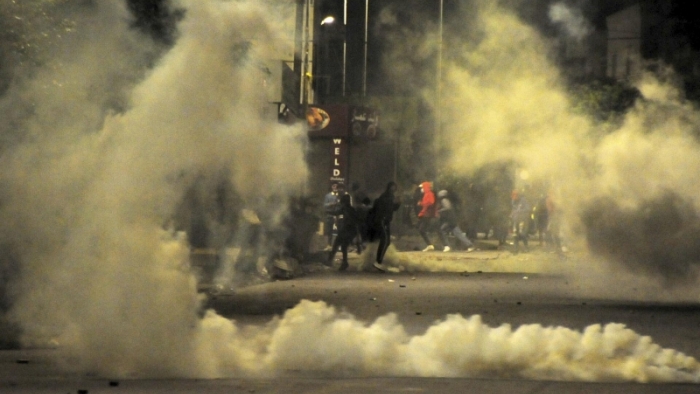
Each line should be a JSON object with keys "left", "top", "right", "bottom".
{"left": 568, "top": 77, "right": 640, "bottom": 126}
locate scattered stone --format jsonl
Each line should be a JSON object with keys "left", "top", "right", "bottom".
{"left": 415, "top": 312, "right": 422, "bottom": 315}
{"left": 517, "top": 301, "right": 522, "bottom": 305}
{"left": 271, "top": 258, "right": 300, "bottom": 279}
{"left": 399, "top": 285, "right": 406, "bottom": 288}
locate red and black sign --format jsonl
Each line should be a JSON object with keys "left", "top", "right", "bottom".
{"left": 307, "top": 104, "right": 349, "bottom": 138}
{"left": 307, "top": 104, "right": 379, "bottom": 141}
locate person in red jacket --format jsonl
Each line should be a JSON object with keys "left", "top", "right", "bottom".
{"left": 416, "top": 181, "right": 440, "bottom": 251}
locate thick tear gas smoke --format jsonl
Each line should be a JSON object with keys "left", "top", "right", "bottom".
{"left": 549, "top": 2, "right": 592, "bottom": 41}
{"left": 381, "top": 1, "right": 700, "bottom": 288}
{"left": 1, "top": 0, "right": 699, "bottom": 383}
{"left": 583, "top": 191, "right": 700, "bottom": 286}
{"left": 202, "top": 299, "right": 700, "bottom": 383}
{"left": 0, "top": 0, "right": 308, "bottom": 377}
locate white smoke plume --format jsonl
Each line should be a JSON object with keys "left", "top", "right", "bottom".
{"left": 425, "top": 1, "right": 700, "bottom": 287}
{"left": 1, "top": 0, "right": 699, "bottom": 384}
{"left": 182, "top": 300, "right": 700, "bottom": 382}
{"left": 0, "top": 0, "right": 307, "bottom": 377}
{"left": 549, "top": 2, "right": 592, "bottom": 41}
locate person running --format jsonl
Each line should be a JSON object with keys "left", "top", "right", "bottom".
{"left": 416, "top": 181, "right": 440, "bottom": 251}
{"left": 371, "top": 182, "right": 401, "bottom": 272}
{"left": 437, "top": 190, "right": 475, "bottom": 252}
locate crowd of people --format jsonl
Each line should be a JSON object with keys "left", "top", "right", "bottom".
{"left": 323, "top": 180, "right": 567, "bottom": 271}
{"left": 324, "top": 181, "right": 400, "bottom": 272}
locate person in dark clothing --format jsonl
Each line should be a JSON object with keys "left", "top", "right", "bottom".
{"left": 533, "top": 194, "right": 549, "bottom": 246}
{"left": 371, "top": 182, "right": 401, "bottom": 272}
{"left": 350, "top": 182, "right": 369, "bottom": 253}
{"left": 353, "top": 196, "right": 372, "bottom": 254}
{"left": 326, "top": 194, "right": 360, "bottom": 271}
{"left": 437, "top": 190, "right": 475, "bottom": 252}
{"left": 412, "top": 183, "right": 423, "bottom": 217}
{"left": 511, "top": 190, "right": 531, "bottom": 253}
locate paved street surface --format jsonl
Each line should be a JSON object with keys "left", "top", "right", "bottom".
{"left": 2, "top": 239, "right": 700, "bottom": 393}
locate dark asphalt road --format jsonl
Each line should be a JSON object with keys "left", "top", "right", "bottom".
{"left": 3, "top": 245, "right": 700, "bottom": 393}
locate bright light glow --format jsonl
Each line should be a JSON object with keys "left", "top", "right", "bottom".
{"left": 321, "top": 16, "right": 335, "bottom": 25}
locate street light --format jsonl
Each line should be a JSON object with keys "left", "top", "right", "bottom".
{"left": 319, "top": 2, "right": 347, "bottom": 97}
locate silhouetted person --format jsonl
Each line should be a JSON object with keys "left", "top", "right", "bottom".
{"left": 437, "top": 190, "right": 475, "bottom": 252}
{"left": 370, "top": 182, "right": 401, "bottom": 272}
{"left": 533, "top": 193, "right": 549, "bottom": 246}
{"left": 326, "top": 194, "right": 360, "bottom": 271}
{"left": 511, "top": 190, "right": 531, "bottom": 254}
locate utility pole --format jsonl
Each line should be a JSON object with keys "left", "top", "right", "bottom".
{"left": 362, "top": 0, "right": 369, "bottom": 98}
{"left": 302, "top": 0, "right": 313, "bottom": 114}
{"left": 435, "top": 0, "right": 444, "bottom": 157}
{"left": 293, "top": 0, "right": 304, "bottom": 115}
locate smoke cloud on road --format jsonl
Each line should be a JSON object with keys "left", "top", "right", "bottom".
{"left": 1, "top": 0, "right": 699, "bottom": 384}
{"left": 182, "top": 300, "right": 700, "bottom": 382}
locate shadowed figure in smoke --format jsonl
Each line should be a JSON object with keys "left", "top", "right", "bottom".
{"left": 436, "top": 189, "right": 475, "bottom": 252}
{"left": 369, "top": 182, "right": 401, "bottom": 272}
{"left": 325, "top": 194, "right": 360, "bottom": 271}
{"left": 582, "top": 191, "right": 700, "bottom": 286}
{"left": 510, "top": 189, "right": 531, "bottom": 254}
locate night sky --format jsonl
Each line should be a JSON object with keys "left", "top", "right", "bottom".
{"left": 308, "top": 0, "right": 700, "bottom": 98}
